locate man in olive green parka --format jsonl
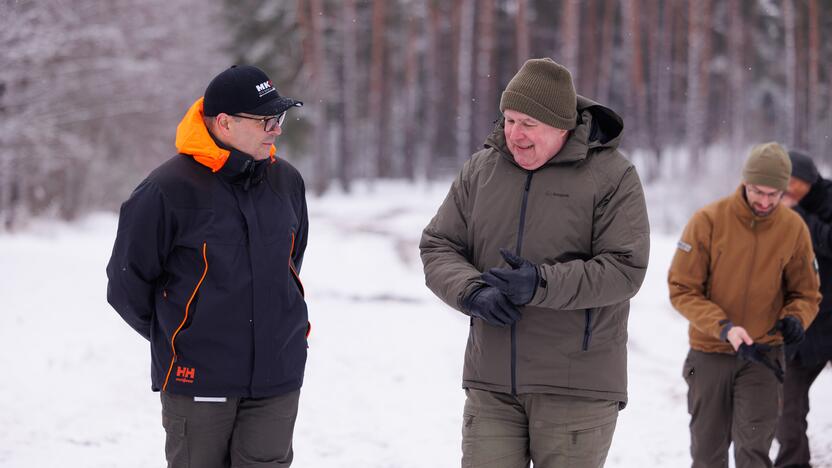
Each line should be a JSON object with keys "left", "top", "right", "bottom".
{"left": 420, "top": 58, "right": 650, "bottom": 468}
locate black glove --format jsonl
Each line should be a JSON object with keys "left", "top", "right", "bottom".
{"left": 737, "top": 343, "right": 784, "bottom": 383}
{"left": 462, "top": 285, "right": 521, "bottom": 327}
{"left": 771, "top": 316, "right": 805, "bottom": 345}
{"left": 481, "top": 248, "right": 539, "bottom": 306}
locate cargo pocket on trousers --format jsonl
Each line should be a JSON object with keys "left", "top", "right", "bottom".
{"left": 682, "top": 351, "right": 696, "bottom": 415}
{"left": 566, "top": 401, "right": 618, "bottom": 465}
{"left": 461, "top": 389, "right": 479, "bottom": 439}
{"left": 162, "top": 411, "right": 188, "bottom": 466}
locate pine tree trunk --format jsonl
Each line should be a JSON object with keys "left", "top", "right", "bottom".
{"left": 424, "top": 2, "right": 441, "bottom": 179}
{"left": 653, "top": 0, "right": 675, "bottom": 169}
{"left": 595, "top": 0, "right": 617, "bottom": 105}
{"left": 456, "top": 0, "right": 475, "bottom": 163}
{"left": 516, "top": 0, "right": 530, "bottom": 66}
{"left": 555, "top": 0, "right": 581, "bottom": 83}
{"left": 403, "top": 9, "right": 420, "bottom": 181}
{"left": 580, "top": 0, "right": 599, "bottom": 97}
{"left": 807, "top": 0, "right": 821, "bottom": 159}
{"left": 308, "top": 0, "right": 329, "bottom": 194}
{"left": 475, "top": 0, "right": 496, "bottom": 144}
{"left": 728, "top": 0, "right": 745, "bottom": 152}
{"left": 793, "top": 2, "right": 807, "bottom": 149}
{"left": 369, "top": 0, "right": 387, "bottom": 179}
{"left": 622, "top": 0, "right": 647, "bottom": 150}
{"left": 339, "top": 0, "right": 358, "bottom": 192}
{"left": 685, "top": 0, "right": 710, "bottom": 170}
{"left": 0, "top": 148, "right": 12, "bottom": 229}
{"left": 782, "top": 0, "right": 797, "bottom": 147}
{"left": 559, "top": 0, "right": 580, "bottom": 83}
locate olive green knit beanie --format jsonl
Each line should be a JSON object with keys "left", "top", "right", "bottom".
{"left": 742, "top": 142, "right": 792, "bottom": 191}
{"left": 499, "top": 58, "right": 577, "bottom": 130}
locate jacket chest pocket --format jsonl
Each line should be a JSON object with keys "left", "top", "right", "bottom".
{"left": 175, "top": 209, "right": 216, "bottom": 247}
{"left": 254, "top": 194, "right": 298, "bottom": 246}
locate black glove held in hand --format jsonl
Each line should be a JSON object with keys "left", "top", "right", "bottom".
{"left": 463, "top": 286, "right": 521, "bottom": 327}
{"left": 481, "top": 248, "right": 539, "bottom": 306}
{"left": 737, "top": 343, "right": 784, "bottom": 383}
{"left": 774, "top": 316, "right": 805, "bottom": 345}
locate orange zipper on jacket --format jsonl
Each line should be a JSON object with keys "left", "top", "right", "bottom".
{"left": 289, "top": 231, "right": 305, "bottom": 297}
{"left": 289, "top": 231, "right": 310, "bottom": 339}
{"left": 163, "top": 242, "right": 209, "bottom": 391}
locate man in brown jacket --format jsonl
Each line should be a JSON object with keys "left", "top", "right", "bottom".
{"left": 668, "top": 142, "right": 821, "bottom": 468}
{"left": 421, "top": 58, "right": 650, "bottom": 467}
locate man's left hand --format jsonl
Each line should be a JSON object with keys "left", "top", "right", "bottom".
{"left": 482, "top": 248, "right": 540, "bottom": 306}
{"left": 772, "top": 316, "right": 805, "bottom": 345}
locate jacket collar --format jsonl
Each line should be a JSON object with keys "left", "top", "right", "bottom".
{"left": 799, "top": 177, "right": 828, "bottom": 213}
{"left": 175, "top": 97, "right": 276, "bottom": 172}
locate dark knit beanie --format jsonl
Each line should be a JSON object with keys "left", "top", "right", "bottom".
{"left": 742, "top": 142, "right": 792, "bottom": 191}
{"left": 788, "top": 150, "right": 819, "bottom": 184}
{"left": 499, "top": 58, "right": 577, "bottom": 130}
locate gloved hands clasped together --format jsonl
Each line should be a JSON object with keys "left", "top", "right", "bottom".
{"left": 463, "top": 249, "right": 542, "bottom": 327}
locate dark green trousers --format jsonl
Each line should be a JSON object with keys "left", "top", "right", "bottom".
{"left": 683, "top": 348, "right": 783, "bottom": 468}
{"left": 160, "top": 390, "right": 300, "bottom": 468}
{"left": 461, "top": 388, "right": 618, "bottom": 468}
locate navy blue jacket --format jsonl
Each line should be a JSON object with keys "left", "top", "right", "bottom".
{"left": 792, "top": 176, "right": 832, "bottom": 365}
{"left": 107, "top": 99, "right": 309, "bottom": 397}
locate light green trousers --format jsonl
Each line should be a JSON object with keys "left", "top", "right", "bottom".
{"left": 461, "top": 388, "right": 618, "bottom": 468}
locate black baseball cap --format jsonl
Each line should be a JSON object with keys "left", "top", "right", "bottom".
{"left": 203, "top": 65, "right": 303, "bottom": 117}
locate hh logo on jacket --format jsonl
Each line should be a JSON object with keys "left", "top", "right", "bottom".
{"left": 176, "top": 366, "right": 195, "bottom": 384}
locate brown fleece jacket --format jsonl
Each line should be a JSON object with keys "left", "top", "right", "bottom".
{"left": 668, "top": 185, "right": 821, "bottom": 354}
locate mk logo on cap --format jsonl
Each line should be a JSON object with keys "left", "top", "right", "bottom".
{"left": 255, "top": 80, "right": 275, "bottom": 98}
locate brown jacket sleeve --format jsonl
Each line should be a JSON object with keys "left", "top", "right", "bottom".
{"left": 668, "top": 210, "right": 731, "bottom": 339}
{"left": 419, "top": 159, "right": 484, "bottom": 312}
{"left": 781, "top": 222, "right": 821, "bottom": 329}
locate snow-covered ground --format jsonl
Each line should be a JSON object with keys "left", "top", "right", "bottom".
{"left": 1, "top": 181, "right": 830, "bottom": 467}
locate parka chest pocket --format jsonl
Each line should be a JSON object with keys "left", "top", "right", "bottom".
{"left": 254, "top": 192, "right": 298, "bottom": 246}
{"left": 174, "top": 209, "right": 218, "bottom": 247}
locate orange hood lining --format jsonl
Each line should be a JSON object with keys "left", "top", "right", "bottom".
{"left": 175, "top": 97, "right": 276, "bottom": 172}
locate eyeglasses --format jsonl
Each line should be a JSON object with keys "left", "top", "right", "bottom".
{"left": 747, "top": 185, "right": 784, "bottom": 200}
{"left": 233, "top": 112, "right": 287, "bottom": 132}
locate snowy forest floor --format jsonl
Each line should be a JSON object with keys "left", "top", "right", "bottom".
{"left": 1, "top": 181, "right": 830, "bottom": 467}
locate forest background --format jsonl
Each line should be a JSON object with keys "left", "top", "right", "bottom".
{"left": 2, "top": 0, "right": 831, "bottom": 230}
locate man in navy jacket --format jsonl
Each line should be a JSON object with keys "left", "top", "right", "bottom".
{"left": 107, "top": 65, "right": 308, "bottom": 468}
{"left": 776, "top": 150, "right": 832, "bottom": 468}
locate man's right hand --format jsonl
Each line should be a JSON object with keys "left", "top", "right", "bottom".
{"left": 782, "top": 193, "right": 799, "bottom": 208}
{"left": 725, "top": 325, "right": 754, "bottom": 351}
{"left": 463, "top": 286, "right": 521, "bottom": 327}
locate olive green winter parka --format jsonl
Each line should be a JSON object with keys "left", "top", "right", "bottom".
{"left": 420, "top": 96, "right": 650, "bottom": 407}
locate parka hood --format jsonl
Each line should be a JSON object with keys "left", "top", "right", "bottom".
{"left": 175, "top": 97, "right": 275, "bottom": 172}
{"left": 484, "top": 95, "right": 624, "bottom": 168}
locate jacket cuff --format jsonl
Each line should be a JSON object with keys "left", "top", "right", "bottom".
{"left": 458, "top": 281, "right": 487, "bottom": 312}
{"left": 719, "top": 320, "right": 734, "bottom": 342}
{"left": 529, "top": 265, "right": 549, "bottom": 306}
